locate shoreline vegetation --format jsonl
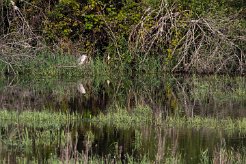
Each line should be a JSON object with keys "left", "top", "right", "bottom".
{"left": 1, "top": 105, "right": 246, "bottom": 134}
{"left": 0, "top": 110, "right": 79, "bottom": 128}
{"left": 11, "top": 148, "right": 246, "bottom": 164}
{"left": 1, "top": 107, "right": 246, "bottom": 163}
{"left": 0, "top": 106, "right": 246, "bottom": 137}
{"left": 0, "top": 0, "right": 246, "bottom": 163}
{"left": 0, "top": 0, "right": 245, "bottom": 76}
{"left": 93, "top": 106, "right": 246, "bottom": 133}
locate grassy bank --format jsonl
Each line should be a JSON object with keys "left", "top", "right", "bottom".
{"left": 0, "top": 52, "right": 86, "bottom": 78}
{"left": 0, "top": 51, "right": 166, "bottom": 81}
{"left": 1, "top": 106, "right": 246, "bottom": 163}
{"left": 92, "top": 106, "right": 153, "bottom": 128}
{"left": 1, "top": 104, "right": 245, "bottom": 133}
{"left": 0, "top": 110, "right": 79, "bottom": 155}
{"left": 92, "top": 105, "right": 246, "bottom": 133}
{"left": 0, "top": 110, "right": 78, "bottom": 129}
{"left": 165, "top": 116, "right": 246, "bottom": 133}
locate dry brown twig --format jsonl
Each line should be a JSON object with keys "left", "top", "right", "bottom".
{"left": 128, "top": 1, "right": 246, "bottom": 74}
{"left": 0, "top": 1, "right": 46, "bottom": 73}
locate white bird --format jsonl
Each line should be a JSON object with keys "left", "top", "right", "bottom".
{"left": 106, "top": 80, "right": 110, "bottom": 85}
{"left": 10, "top": 1, "right": 19, "bottom": 10}
{"left": 77, "top": 55, "right": 88, "bottom": 65}
{"left": 77, "top": 83, "right": 86, "bottom": 94}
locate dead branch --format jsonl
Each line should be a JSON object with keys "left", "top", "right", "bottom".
{"left": 128, "top": 2, "right": 246, "bottom": 74}
{"left": 0, "top": 1, "right": 46, "bottom": 73}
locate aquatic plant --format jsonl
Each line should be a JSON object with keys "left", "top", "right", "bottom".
{"left": 164, "top": 116, "right": 246, "bottom": 134}
{"left": 10, "top": 146, "right": 245, "bottom": 164}
{"left": 191, "top": 75, "right": 246, "bottom": 102}
{"left": 93, "top": 105, "right": 152, "bottom": 129}
{"left": 0, "top": 110, "right": 78, "bottom": 129}
{"left": 200, "top": 148, "right": 246, "bottom": 164}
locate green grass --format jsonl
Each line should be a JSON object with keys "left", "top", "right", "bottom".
{"left": 200, "top": 148, "right": 246, "bottom": 164}
{"left": 92, "top": 106, "right": 153, "bottom": 129}
{"left": 162, "top": 116, "right": 246, "bottom": 134}
{"left": 0, "top": 127, "right": 67, "bottom": 152}
{"left": 191, "top": 75, "right": 246, "bottom": 102}
{"left": 91, "top": 105, "right": 246, "bottom": 133}
{"left": 1, "top": 107, "right": 246, "bottom": 163}
{"left": 13, "top": 153, "right": 180, "bottom": 164}
{"left": 0, "top": 110, "right": 79, "bottom": 154}
{"left": 1, "top": 51, "right": 89, "bottom": 79}
{"left": 10, "top": 148, "right": 246, "bottom": 164}
{"left": 0, "top": 110, "right": 79, "bottom": 129}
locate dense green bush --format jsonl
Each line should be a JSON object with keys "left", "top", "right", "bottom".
{"left": 43, "top": 0, "right": 143, "bottom": 55}
{"left": 1, "top": 0, "right": 245, "bottom": 48}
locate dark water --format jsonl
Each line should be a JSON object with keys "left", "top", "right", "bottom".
{"left": 0, "top": 75, "right": 245, "bottom": 163}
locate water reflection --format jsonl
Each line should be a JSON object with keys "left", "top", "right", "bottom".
{"left": 1, "top": 123, "right": 245, "bottom": 163}
{"left": 0, "top": 75, "right": 245, "bottom": 163}
{"left": 0, "top": 75, "right": 245, "bottom": 118}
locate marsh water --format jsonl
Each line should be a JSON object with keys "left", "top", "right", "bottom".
{"left": 0, "top": 75, "right": 245, "bottom": 163}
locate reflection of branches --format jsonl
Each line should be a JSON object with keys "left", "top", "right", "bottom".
{"left": 171, "top": 128, "right": 179, "bottom": 157}
{"left": 155, "top": 126, "right": 166, "bottom": 162}
{"left": 155, "top": 127, "right": 180, "bottom": 163}
{"left": 173, "top": 76, "right": 196, "bottom": 117}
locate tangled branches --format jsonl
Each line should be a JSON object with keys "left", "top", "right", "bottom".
{"left": 0, "top": 1, "right": 45, "bottom": 74}
{"left": 129, "top": 1, "right": 246, "bottom": 74}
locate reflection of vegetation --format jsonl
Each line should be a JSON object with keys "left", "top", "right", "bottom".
{"left": 173, "top": 75, "right": 246, "bottom": 117}
{"left": 14, "top": 154, "right": 152, "bottom": 164}
{"left": 11, "top": 147, "right": 246, "bottom": 164}
{"left": 0, "top": 110, "right": 79, "bottom": 162}
{"left": 0, "top": 127, "right": 66, "bottom": 154}
{"left": 1, "top": 106, "right": 246, "bottom": 163}
{"left": 200, "top": 148, "right": 246, "bottom": 164}
{"left": 93, "top": 106, "right": 152, "bottom": 129}
{"left": 0, "top": 74, "right": 246, "bottom": 163}
{"left": 191, "top": 76, "right": 246, "bottom": 102}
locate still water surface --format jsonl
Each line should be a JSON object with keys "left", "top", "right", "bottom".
{"left": 0, "top": 75, "right": 245, "bottom": 163}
